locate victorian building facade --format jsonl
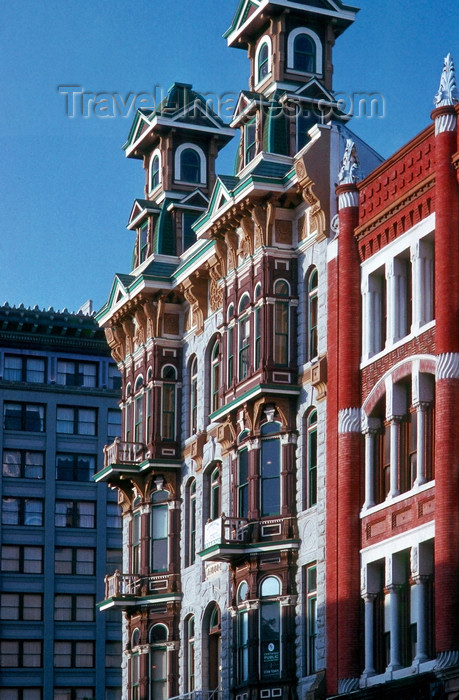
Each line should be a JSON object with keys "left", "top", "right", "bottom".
{"left": 95, "top": 1, "right": 459, "bottom": 699}
{"left": 0, "top": 303, "right": 122, "bottom": 700}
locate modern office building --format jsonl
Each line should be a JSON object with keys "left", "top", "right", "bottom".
{"left": 95, "top": 1, "right": 459, "bottom": 699}
{"left": 0, "top": 302, "right": 123, "bottom": 700}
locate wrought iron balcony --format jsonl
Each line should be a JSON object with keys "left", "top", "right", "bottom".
{"left": 100, "top": 570, "right": 181, "bottom": 610}
{"left": 199, "top": 515, "right": 299, "bottom": 562}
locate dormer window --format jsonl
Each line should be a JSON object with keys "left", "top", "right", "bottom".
{"left": 287, "top": 28, "right": 322, "bottom": 75}
{"left": 181, "top": 149, "right": 200, "bottom": 183}
{"left": 175, "top": 144, "right": 206, "bottom": 185}
{"left": 244, "top": 119, "right": 257, "bottom": 165}
{"left": 294, "top": 34, "right": 315, "bottom": 73}
{"left": 138, "top": 222, "right": 148, "bottom": 264}
{"left": 149, "top": 152, "right": 161, "bottom": 192}
{"left": 257, "top": 41, "right": 270, "bottom": 83}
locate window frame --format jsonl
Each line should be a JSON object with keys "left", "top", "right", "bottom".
{"left": 4, "top": 354, "right": 46, "bottom": 383}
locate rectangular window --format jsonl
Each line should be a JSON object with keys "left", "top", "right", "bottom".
{"left": 238, "top": 317, "right": 250, "bottom": 380}
{"left": 260, "top": 438, "right": 281, "bottom": 516}
{"left": 107, "top": 502, "right": 122, "bottom": 528}
{"left": 54, "top": 641, "right": 94, "bottom": 668}
{"left": 0, "top": 690, "right": 42, "bottom": 700}
{"left": 227, "top": 326, "right": 234, "bottom": 386}
{"left": 56, "top": 406, "right": 97, "bottom": 435}
{"left": 305, "top": 564, "right": 318, "bottom": 675}
{"left": 0, "top": 593, "right": 43, "bottom": 621}
{"left": 54, "top": 594, "right": 95, "bottom": 622}
{"left": 3, "top": 402, "right": 45, "bottom": 432}
{"left": 55, "top": 500, "right": 95, "bottom": 528}
{"left": 106, "top": 548, "right": 122, "bottom": 574}
{"left": 238, "top": 449, "right": 249, "bottom": 518}
{"left": 105, "top": 641, "right": 122, "bottom": 668}
{"left": 138, "top": 222, "right": 148, "bottom": 263}
{"left": 56, "top": 453, "right": 95, "bottom": 482}
{"left": 162, "top": 384, "right": 175, "bottom": 440}
{"left": 54, "top": 690, "right": 95, "bottom": 700}
{"left": 56, "top": 360, "right": 98, "bottom": 388}
{"left": 54, "top": 547, "right": 95, "bottom": 576}
{"left": 108, "top": 364, "right": 122, "bottom": 390}
{"left": 1, "top": 544, "right": 43, "bottom": 574}
{"left": 245, "top": 119, "right": 257, "bottom": 164}
{"left": 108, "top": 409, "right": 122, "bottom": 439}
{"left": 2, "top": 497, "right": 43, "bottom": 526}
{"left": 0, "top": 640, "right": 42, "bottom": 668}
{"left": 4, "top": 355, "right": 46, "bottom": 383}
{"left": 2, "top": 449, "right": 44, "bottom": 479}
{"left": 274, "top": 301, "right": 289, "bottom": 366}
{"left": 183, "top": 212, "right": 197, "bottom": 251}
{"left": 134, "top": 395, "right": 143, "bottom": 442}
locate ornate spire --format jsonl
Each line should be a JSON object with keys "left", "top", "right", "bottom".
{"left": 338, "top": 139, "right": 360, "bottom": 185}
{"left": 434, "top": 53, "right": 459, "bottom": 108}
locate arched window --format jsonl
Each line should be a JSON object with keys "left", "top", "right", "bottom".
{"left": 258, "top": 41, "right": 270, "bottom": 83}
{"left": 294, "top": 33, "right": 316, "bottom": 73}
{"left": 238, "top": 294, "right": 251, "bottom": 381}
{"left": 186, "top": 615, "right": 195, "bottom": 692}
{"left": 149, "top": 624, "right": 168, "bottom": 700}
{"left": 210, "top": 340, "right": 221, "bottom": 414}
{"left": 260, "top": 421, "right": 282, "bottom": 516}
{"left": 274, "top": 280, "right": 289, "bottom": 366}
{"left": 187, "top": 479, "right": 196, "bottom": 566}
{"left": 131, "top": 629, "right": 141, "bottom": 700}
{"left": 237, "top": 582, "right": 249, "bottom": 683}
{"left": 306, "top": 409, "right": 317, "bottom": 507}
{"left": 151, "top": 490, "right": 169, "bottom": 572}
{"left": 207, "top": 603, "right": 221, "bottom": 691}
{"left": 210, "top": 465, "right": 221, "bottom": 521}
{"left": 259, "top": 577, "right": 281, "bottom": 680}
{"left": 162, "top": 365, "right": 177, "bottom": 440}
{"left": 150, "top": 152, "right": 161, "bottom": 191}
{"left": 190, "top": 357, "right": 198, "bottom": 435}
{"left": 181, "top": 148, "right": 201, "bottom": 183}
{"left": 308, "top": 268, "right": 318, "bottom": 360}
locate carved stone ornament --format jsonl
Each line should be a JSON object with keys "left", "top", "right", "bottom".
{"left": 338, "top": 139, "right": 360, "bottom": 185}
{"left": 434, "top": 53, "right": 459, "bottom": 107}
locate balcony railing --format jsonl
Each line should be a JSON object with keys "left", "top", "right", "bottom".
{"left": 204, "top": 515, "right": 298, "bottom": 549}
{"left": 104, "top": 571, "right": 180, "bottom": 599}
{"left": 103, "top": 438, "right": 145, "bottom": 468}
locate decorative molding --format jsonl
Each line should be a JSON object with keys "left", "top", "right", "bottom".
{"left": 338, "top": 190, "right": 359, "bottom": 210}
{"left": 435, "top": 650, "right": 459, "bottom": 670}
{"left": 434, "top": 111, "right": 457, "bottom": 135}
{"left": 338, "top": 407, "right": 361, "bottom": 434}
{"left": 338, "top": 139, "right": 360, "bottom": 185}
{"left": 434, "top": 53, "right": 459, "bottom": 108}
{"left": 338, "top": 677, "right": 359, "bottom": 694}
{"left": 437, "top": 352, "right": 459, "bottom": 380}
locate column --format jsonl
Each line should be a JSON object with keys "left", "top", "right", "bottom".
{"left": 412, "top": 575, "right": 430, "bottom": 664}
{"left": 362, "top": 417, "right": 381, "bottom": 509}
{"left": 362, "top": 593, "right": 377, "bottom": 676}
{"left": 413, "top": 403, "right": 428, "bottom": 487}
{"left": 386, "top": 585, "right": 402, "bottom": 671}
{"left": 432, "top": 55, "right": 459, "bottom": 664}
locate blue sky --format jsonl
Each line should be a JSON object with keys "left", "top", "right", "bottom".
{"left": 0, "top": 0, "right": 458, "bottom": 314}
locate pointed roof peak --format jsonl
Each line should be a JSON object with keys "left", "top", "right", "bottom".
{"left": 434, "top": 53, "right": 459, "bottom": 108}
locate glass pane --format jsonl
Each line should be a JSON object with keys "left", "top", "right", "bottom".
{"left": 26, "top": 358, "right": 45, "bottom": 383}
{"left": 153, "top": 506, "right": 168, "bottom": 539}
{"left": 78, "top": 409, "right": 96, "bottom": 436}
{"left": 55, "top": 548, "right": 72, "bottom": 574}
{"left": 76, "top": 595, "right": 94, "bottom": 621}
{"left": 4, "top": 356, "right": 22, "bottom": 380}
{"left": 76, "top": 641, "right": 94, "bottom": 667}
{"left": 4, "top": 404, "right": 22, "bottom": 430}
{"left": 2, "top": 497, "right": 19, "bottom": 525}
{"left": 25, "top": 546, "right": 43, "bottom": 573}
{"left": 0, "top": 593, "right": 19, "bottom": 619}
{"left": 24, "top": 499, "right": 43, "bottom": 526}
{"left": 77, "top": 549, "right": 95, "bottom": 575}
{"left": 261, "top": 576, "right": 280, "bottom": 597}
{"left": 25, "top": 451, "right": 44, "bottom": 479}
{"left": 152, "top": 538, "right": 168, "bottom": 572}
{"left": 23, "top": 640, "right": 41, "bottom": 667}
{"left": 57, "top": 407, "right": 74, "bottom": 433}
{"left": 23, "top": 594, "right": 42, "bottom": 621}
{"left": 1, "top": 545, "right": 19, "bottom": 571}
{"left": 77, "top": 502, "right": 95, "bottom": 528}
{"left": 2, "top": 450, "right": 21, "bottom": 477}
{"left": 25, "top": 405, "right": 44, "bottom": 432}
{"left": 151, "top": 648, "right": 167, "bottom": 680}
{"left": 55, "top": 595, "right": 72, "bottom": 621}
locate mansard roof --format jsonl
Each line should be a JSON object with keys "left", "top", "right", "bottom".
{"left": 123, "top": 83, "right": 234, "bottom": 158}
{"left": 225, "top": 0, "right": 358, "bottom": 48}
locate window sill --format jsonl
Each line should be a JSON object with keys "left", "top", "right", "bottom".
{"left": 361, "top": 320, "right": 435, "bottom": 369}
{"left": 360, "top": 480, "right": 434, "bottom": 518}
{"left": 362, "top": 658, "right": 436, "bottom": 687}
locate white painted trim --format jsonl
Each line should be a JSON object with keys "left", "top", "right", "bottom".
{"left": 148, "top": 148, "right": 162, "bottom": 194}
{"left": 287, "top": 27, "right": 323, "bottom": 75}
{"left": 254, "top": 35, "right": 273, "bottom": 88}
{"left": 174, "top": 143, "right": 207, "bottom": 185}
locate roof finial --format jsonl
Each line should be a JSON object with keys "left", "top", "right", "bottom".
{"left": 434, "top": 53, "right": 459, "bottom": 107}
{"left": 338, "top": 139, "right": 360, "bottom": 185}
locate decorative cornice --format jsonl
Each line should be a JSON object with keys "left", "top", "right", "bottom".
{"left": 437, "top": 352, "right": 459, "bottom": 380}
{"left": 338, "top": 407, "right": 361, "bottom": 434}
{"left": 434, "top": 54, "right": 459, "bottom": 108}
